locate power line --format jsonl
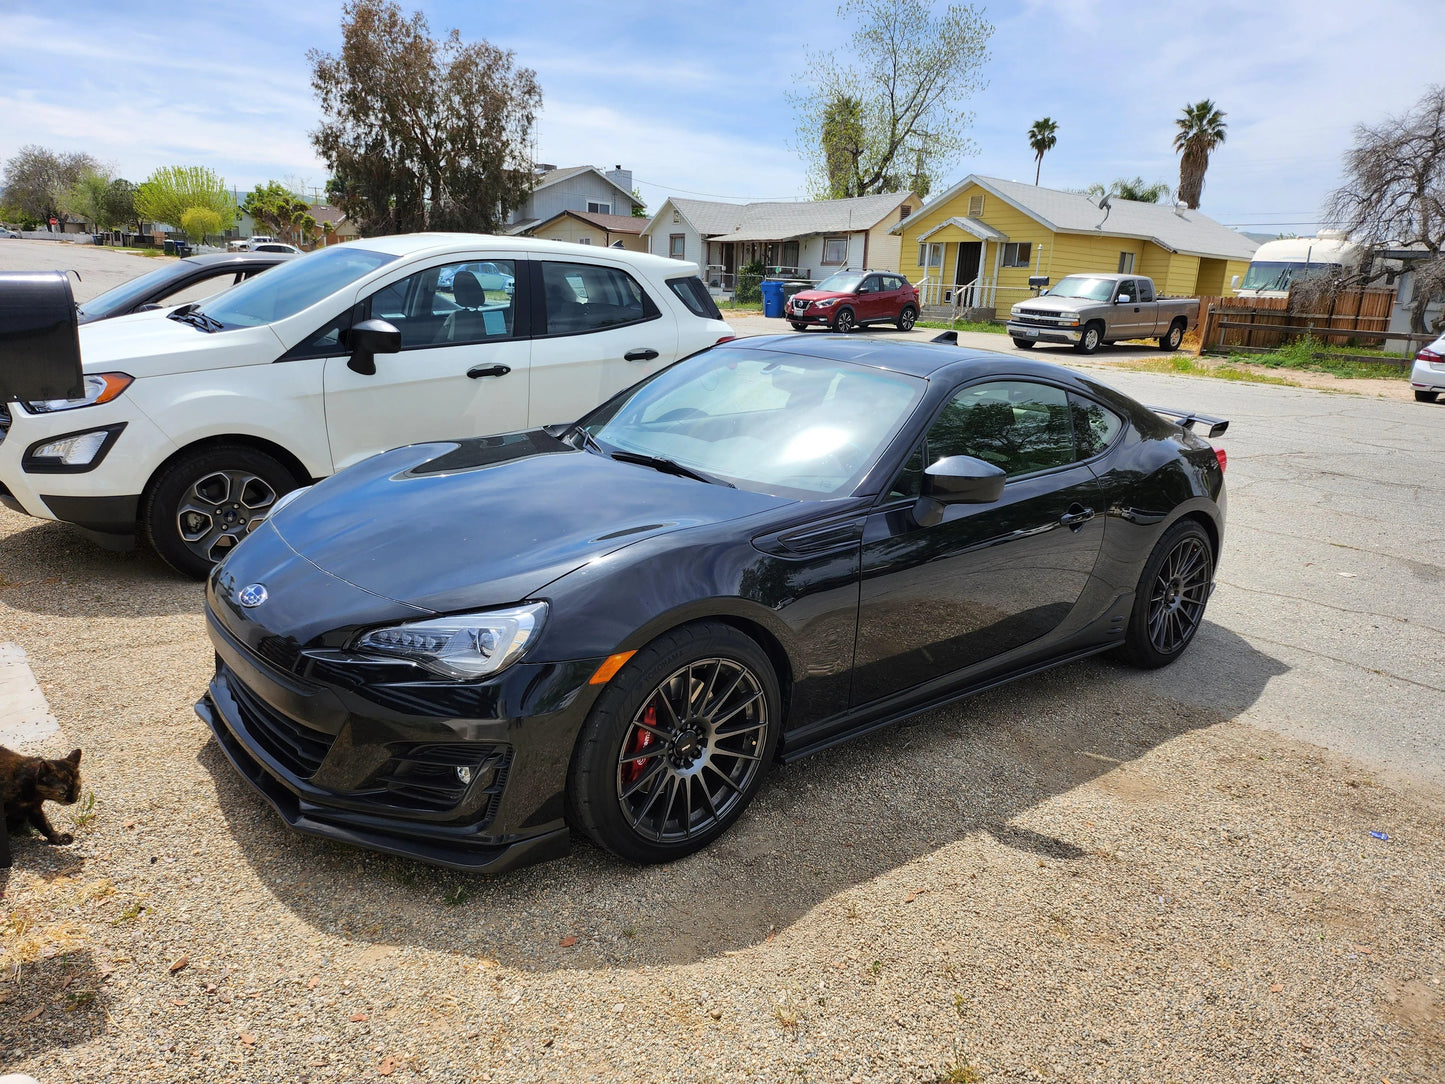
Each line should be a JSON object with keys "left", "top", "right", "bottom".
{"left": 633, "top": 177, "right": 801, "bottom": 202}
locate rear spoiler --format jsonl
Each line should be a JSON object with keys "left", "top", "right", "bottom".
{"left": 1150, "top": 406, "right": 1229, "bottom": 438}
{"left": 930, "top": 331, "right": 958, "bottom": 345}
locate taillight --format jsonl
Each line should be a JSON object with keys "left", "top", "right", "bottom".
{"left": 1215, "top": 448, "right": 1227, "bottom": 472}
{"left": 1418, "top": 348, "right": 1442, "bottom": 364}
{"left": 715, "top": 335, "right": 736, "bottom": 345}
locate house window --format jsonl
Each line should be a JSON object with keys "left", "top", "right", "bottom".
{"left": 822, "top": 236, "right": 847, "bottom": 265}
{"left": 1118, "top": 252, "right": 1135, "bottom": 273}
{"left": 672, "top": 210, "right": 681, "bottom": 224}
{"left": 781, "top": 241, "right": 799, "bottom": 269}
{"left": 669, "top": 234, "right": 686, "bottom": 259}
{"left": 1001, "top": 242, "right": 1032, "bottom": 268}
{"left": 967, "top": 195, "right": 985, "bottom": 218}
{"left": 918, "top": 243, "right": 944, "bottom": 270}
{"left": 587, "top": 201, "right": 611, "bottom": 215}
{"left": 578, "top": 237, "right": 591, "bottom": 245}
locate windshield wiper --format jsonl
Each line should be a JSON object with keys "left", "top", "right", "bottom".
{"left": 167, "top": 303, "right": 223, "bottom": 333}
{"left": 567, "top": 424, "right": 606, "bottom": 456}
{"left": 608, "top": 449, "right": 735, "bottom": 488}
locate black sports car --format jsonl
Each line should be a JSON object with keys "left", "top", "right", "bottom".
{"left": 197, "top": 334, "right": 1227, "bottom": 872}
{"left": 75, "top": 251, "right": 297, "bottom": 324}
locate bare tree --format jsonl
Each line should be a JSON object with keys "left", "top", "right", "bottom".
{"left": 792, "top": 0, "right": 992, "bottom": 200}
{"left": 2, "top": 145, "right": 100, "bottom": 226}
{"left": 1326, "top": 85, "right": 1445, "bottom": 333}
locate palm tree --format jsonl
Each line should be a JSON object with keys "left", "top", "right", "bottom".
{"left": 1173, "top": 100, "right": 1227, "bottom": 209}
{"left": 1111, "top": 176, "right": 1172, "bottom": 203}
{"left": 1027, "top": 117, "right": 1059, "bottom": 185}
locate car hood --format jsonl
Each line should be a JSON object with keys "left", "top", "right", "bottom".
{"left": 265, "top": 431, "right": 795, "bottom": 613}
{"left": 78, "top": 314, "right": 286, "bottom": 376}
{"left": 1012, "top": 295, "right": 1093, "bottom": 314}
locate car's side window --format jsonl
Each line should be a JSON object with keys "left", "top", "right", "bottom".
{"left": 887, "top": 441, "right": 926, "bottom": 500}
{"left": 859, "top": 275, "right": 880, "bottom": 294}
{"left": 1069, "top": 393, "right": 1124, "bottom": 458}
{"left": 927, "top": 380, "right": 1077, "bottom": 477}
{"left": 282, "top": 307, "right": 357, "bottom": 361}
{"left": 1116, "top": 279, "right": 1135, "bottom": 302}
{"left": 1136, "top": 279, "right": 1155, "bottom": 302}
{"left": 365, "top": 260, "right": 518, "bottom": 349}
{"left": 541, "top": 260, "right": 658, "bottom": 336}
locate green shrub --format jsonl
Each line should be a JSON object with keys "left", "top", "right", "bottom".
{"left": 735, "top": 259, "right": 765, "bottom": 304}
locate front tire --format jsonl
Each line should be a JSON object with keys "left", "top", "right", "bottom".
{"left": 1012, "top": 337, "right": 1037, "bottom": 349}
{"left": 142, "top": 445, "right": 301, "bottom": 579}
{"left": 567, "top": 622, "right": 780, "bottom": 864}
{"left": 1416, "top": 389, "right": 1439, "bottom": 403}
{"left": 896, "top": 305, "right": 917, "bottom": 331}
{"left": 1074, "top": 323, "right": 1104, "bottom": 354}
{"left": 789, "top": 321, "right": 809, "bottom": 332}
{"left": 1159, "top": 320, "right": 1186, "bottom": 351}
{"left": 1115, "top": 519, "right": 1214, "bottom": 669}
{"left": 832, "top": 307, "right": 857, "bottom": 334}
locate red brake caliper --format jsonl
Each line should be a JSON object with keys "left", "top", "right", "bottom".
{"left": 622, "top": 702, "right": 657, "bottom": 786}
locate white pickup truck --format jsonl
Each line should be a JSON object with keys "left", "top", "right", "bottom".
{"left": 1006, "top": 274, "right": 1198, "bottom": 354}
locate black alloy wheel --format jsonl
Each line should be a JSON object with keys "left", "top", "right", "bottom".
{"left": 1116, "top": 519, "right": 1214, "bottom": 669}
{"left": 1075, "top": 323, "right": 1103, "bottom": 354}
{"left": 897, "top": 305, "right": 917, "bottom": 331}
{"left": 143, "top": 445, "right": 300, "bottom": 579}
{"left": 1012, "top": 337, "right": 1037, "bottom": 349}
{"left": 568, "top": 622, "right": 780, "bottom": 863}
{"left": 832, "top": 307, "right": 857, "bottom": 334}
{"left": 1159, "top": 320, "right": 1185, "bottom": 351}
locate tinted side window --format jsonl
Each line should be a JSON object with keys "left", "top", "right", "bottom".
{"left": 541, "top": 261, "right": 659, "bottom": 335}
{"left": 282, "top": 308, "right": 356, "bottom": 360}
{"left": 927, "top": 380, "right": 1077, "bottom": 477}
{"left": 667, "top": 276, "right": 722, "bottom": 320}
{"left": 1069, "top": 393, "right": 1124, "bottom": 458}
{"left": 1136, "top": 278, "right": 1155, "bottom": 302}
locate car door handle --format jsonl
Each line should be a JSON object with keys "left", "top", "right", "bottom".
{"left": 624, "top": 349, "right": 660, "bottom": 362}
{"left": 1060, "top": 505, "right": 1095, "bottom": 530}
{"left": 467, "top": 364, "right": 511, "bottom": 379}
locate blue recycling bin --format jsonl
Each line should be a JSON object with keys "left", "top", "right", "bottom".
{"left": 760, "top": 280, "right": 786, "bottom": 318}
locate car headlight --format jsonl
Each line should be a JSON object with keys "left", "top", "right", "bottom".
{"left": 353, "top": 602, "right": 547, "bottom": 679}
{"left": 24, "top": 372, "right": 133, "bottom": 413}
{"left": 815, "top": 298, "right": 838, "bottom": 308}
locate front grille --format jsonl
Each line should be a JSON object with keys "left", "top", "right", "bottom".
{"left": 377, "top": 742, "right": 511, "bottom": 813}
{"left": 225, "top": 669, "right": 334, "bottom": 779}
{"left": 254, "top": 634, "right": 303, "bottom": 674}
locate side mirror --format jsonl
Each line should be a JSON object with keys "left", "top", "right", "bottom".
{"left": 914, "top": 455, "right": 1005, "bottom": 525}
{"left": 1116, "top": 295, "right": 1132, "bottom": 303}
{"left": 1231, "top": 274, "right": 1241, "bottom": 289}
{"left": 341, "top": 318, "right": 401, "bottom": 375}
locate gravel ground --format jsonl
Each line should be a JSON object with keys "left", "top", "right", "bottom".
{"left": 1, "top": 243, "right": 1442, "bottom": 1081}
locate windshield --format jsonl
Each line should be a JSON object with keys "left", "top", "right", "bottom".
{"left": 76, "top": 262, "right": 193, "bottom": 318}
{"left": 813, "top": 272, "right": 865, "bottom": 293}
{"left": 197, "top": 245, "right": 397, "bottom": 328}
{"left": 1048, "top": 276, "right": 1119, "bottom": 302}
{"left": 584, "top": 348, "right": 924, "bottom": 498}
{"left": 1238, "top": 261, "right": 1343, "bottom": 292}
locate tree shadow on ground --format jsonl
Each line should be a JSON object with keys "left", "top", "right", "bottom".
{"left": 199, "top": 620, "right": 1288, "bottom": 974}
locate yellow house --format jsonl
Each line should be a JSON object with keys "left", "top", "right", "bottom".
{"left": 892, "top": 174, "right": 1257, "bottom": 314}
{"left": 512, "top": 209, "right": 647, "bottom": 253}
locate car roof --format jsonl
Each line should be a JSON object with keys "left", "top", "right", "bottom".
{"left": 723, "top": 333, "right": 1085, "bottom": 383}
{"left": 346, "top": 231, "right": 699, "bottom": 275}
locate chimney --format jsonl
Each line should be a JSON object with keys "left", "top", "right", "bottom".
{"left": 606, "top": 165, "right": 633, "bottom": 201}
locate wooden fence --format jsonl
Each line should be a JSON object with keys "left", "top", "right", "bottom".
{"left": 1197, "top": 286, "right": 1397, "bottom": 354}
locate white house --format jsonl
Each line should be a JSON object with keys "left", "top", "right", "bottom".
{"left": 507, "top": 165, "right": 642, "bottom": 233}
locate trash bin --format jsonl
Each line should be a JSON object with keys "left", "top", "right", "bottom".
{"left": 163, "top": 238, "right": 176, "bottom": 255}
{"left": 175, "top": 242, "right": 192, "bottom": 258}
{"left": 781, "top": 281, "right": 810, "bottom": 306}
{"left": 760, "top": 280, "right": 786, "bottom": 318}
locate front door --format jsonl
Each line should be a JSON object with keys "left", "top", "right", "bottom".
{"left": 851, "top": 378, "right": 1105, "bottom": 706}
{"left": 321, "top": 256, "right": 530, "bottom": 471}
{"left": 955, "top": 242, "right": 982, "bottom": 306}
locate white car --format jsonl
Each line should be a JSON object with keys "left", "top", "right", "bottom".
{"left": 1410, "top": 333, "right": 1445, "bottom": 403}
{"left": 0, "top": 233, "right": 734, "bottom": 576}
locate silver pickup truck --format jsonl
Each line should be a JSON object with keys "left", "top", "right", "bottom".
{"left": 1006, "top": 273, "right": 1198, "bottom": 354}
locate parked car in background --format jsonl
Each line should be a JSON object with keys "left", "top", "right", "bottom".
{"left": 0, "top": 227, "right": 20, "bottom": 239}
{"left": 74, "top": 251, "right": 298, "bottom": 324}
{"left": 1411, "top": 332, "right": 1445, "bottom": 402}
{"left": 1006, "top": 274, "right": 1197, "bottom": 354}
{"left": 788, "top": 270, "right": 920, "bottom": 333}
{"left": 437, "top": 260, "right": 514, "bottom": 295}
{"left": 0, "top": 235, "right": 734, "bottom": 577}
{"left": 197, "top": 333, "right": 1228, "bottom": 872}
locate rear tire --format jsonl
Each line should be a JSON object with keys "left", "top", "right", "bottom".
{"left": 1416, "top": 389, "right": 1439, "bottom": 403}
{"left": 1012, "top": 337, "right": 1036, "bottom": 349}
{"left": 568, "top": 622, "right": 780, "bottom": 864}
{"left": 142, "top": 445, "right": 301, "bottom": 579}
{"left": 1159, "top": 320, "right": 1186, "bottom": 351}
{"left": 1074, "top": 322, "right": 1104, "bottom": 354}
{"left": 896, "top": 305, "right": 917, "bottom": 331}
{"left": 1115, "top": 519, "right": 1214, "bottom": 669}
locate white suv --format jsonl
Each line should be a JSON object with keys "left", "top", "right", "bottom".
{"left": 0, "top": 233, "right": 734, "bottom": 576}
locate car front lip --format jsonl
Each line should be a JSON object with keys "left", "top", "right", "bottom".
{"left": 1005, "top": 320, "right": 1082, "bottom": 344}
{"left": 197, "top": 600, "right": 606, "bottom": 872}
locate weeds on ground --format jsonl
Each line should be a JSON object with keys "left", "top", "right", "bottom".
{"left": 442, "top": 884, "right": 470, "bottom": 907}
{"left": 1228, "top": 337, "right": 1409, "bottom": 380}
{"left": 1122, "top": 355, "right": 1298, "bottom": 386}
{"left": 773, "top": 1002, "right": 800, "bottom": 1030}
{"left": 70, "top": 790, "right": 98, "bottom": 830}
{"left": 916, "top": 319, "right": 1006, "bottom": 335}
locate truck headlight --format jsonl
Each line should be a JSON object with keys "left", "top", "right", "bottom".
{"left": 353, "top": 603, "right": 547, "bottom": 679}
{"left": 1058, "top": 311, "right": 1080, "bottom": 322}
{"left": 24, "top": 372, "right": 133, "bottom": 413}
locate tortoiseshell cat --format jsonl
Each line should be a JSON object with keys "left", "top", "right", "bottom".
{"left": 1, "top": 746, "right": 82, "bottom": 845}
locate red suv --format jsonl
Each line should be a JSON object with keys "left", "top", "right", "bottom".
{"left": 787, "top": 270, "right": 920, "bottom": 333}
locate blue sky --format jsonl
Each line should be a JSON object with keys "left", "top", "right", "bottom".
{"left": 3, "top": 0, "right": 1442, "bottom": 234}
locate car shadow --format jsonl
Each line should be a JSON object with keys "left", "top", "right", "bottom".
{"left": 0, "top": 514, "right": 200, "bottom": 617}
{"left": 198, "top": 621, "right": 1288, "bottom": 974}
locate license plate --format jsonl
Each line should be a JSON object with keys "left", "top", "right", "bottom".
{"left": 1025, "top": 328, "right": 1038, "bottom": 337}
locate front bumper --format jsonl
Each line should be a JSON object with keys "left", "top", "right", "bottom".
{"left": 199, "top": 602, "right": 605, "bottom": 872}
{"left": 1006, "top": 320, "right": 1081, "bottom": 344}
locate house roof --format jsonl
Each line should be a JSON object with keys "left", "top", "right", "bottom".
{"left": 307, "top": 204, "right": 350, "bottom": 228}
{"left": 652, "top": 192, "right": 914, "bottom": 242}
{"left": 893, "top": 175, "right": 1258, "bottom": 261}
{"left": 916, "top": 216, "right": 1008, "bottom": 243}
{"left": 532, "top": 165, "right": 640, "bottom": 208}
{"left": 564, "top": 210, "right": 643, "bottom": 234}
